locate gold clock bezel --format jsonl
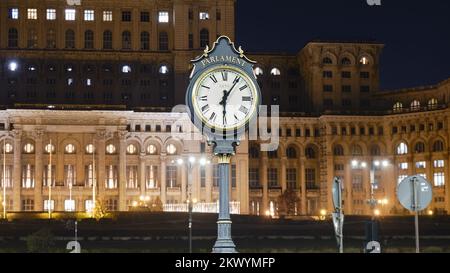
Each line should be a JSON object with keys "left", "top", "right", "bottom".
{"left": 191, "top": 65, "right": 259, "bottom": 131}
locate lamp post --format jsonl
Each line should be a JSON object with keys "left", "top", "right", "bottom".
{"left": 174, "top": 156, "right": 210, "bottom": 253}
{"left": 352, "top": 159, "right": 389, "bottom": 250}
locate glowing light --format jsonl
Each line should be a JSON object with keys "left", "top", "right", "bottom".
{"left": 361, "top": 162, "right": 368, "bottom": 168}
{"left": 352, "top": 160, "right": 359, "bottom": 168}
{"left": 132, "top": 201, "right": 138, "bottom": 207}
{"left": 189, "top": 157, "right": 196, "bottom": 164}
{"left": 177, "top": 158, "right": 184, "bottom": 165}
{"left": 320, "top": 209, "right": 327, "bottom": 216}
{"left": 382, "top": 160, "right": 389, "bottom": 167}
{"left": 8, "top": 62, "right": 18, "bottom": 71}
{"left": 428, "top": 210, "right": 434, "bottom": 216}
{"left": 374, "top": 161, "right": 381, "bottom": 167}
{"left": 374, "top": 209, "right": 381, "bottom": 216}
{"left": 265, "top": 210, "right": 271, "bottom": 217}
{"left": 199, "top": 158, "right": 207, "bottom": 166}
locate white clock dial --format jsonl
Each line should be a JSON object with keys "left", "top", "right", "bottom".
{"left": 193, "top": 67, "right": 257, "bottom": 130}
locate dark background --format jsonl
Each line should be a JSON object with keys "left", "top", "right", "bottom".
{"left": 236, "top": 0, "right": 450, "bottom": 90}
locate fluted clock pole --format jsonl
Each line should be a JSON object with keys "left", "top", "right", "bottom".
{"left": 212, "top": 139, "right": 237, "bottom": 253}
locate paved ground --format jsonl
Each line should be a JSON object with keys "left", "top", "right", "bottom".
{"left": 1, "top": 213, "right": 449, "bottom": 252}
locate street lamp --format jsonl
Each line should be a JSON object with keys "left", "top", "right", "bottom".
{"left": 174, "top": 155, "right": 210, "bottom": 253}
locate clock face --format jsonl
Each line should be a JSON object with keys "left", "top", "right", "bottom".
{"left": 192, "top": 66, "right": 258, "bottom": 131}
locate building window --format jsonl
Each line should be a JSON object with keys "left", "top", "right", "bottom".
{"left": 323, "top": 85, "right": 333, "bottom": 92}
{"left": 65, "top": 200, "right": 76, "bottom": 212}
{"left": 212, "top": 165, "right": 220, "bottom": 188}
{"left": 199, "top": 12, "right": 209, "bottom": 20}
{"left": 286, "top": 147, "right": 297, "bottom": 159}
{"left": 270, "top": 68, "right": 281, "bottom": 76}
{"left": 65, "top": 29, "right": 75, "bottom": 49}
{"left": 0, "top": 166, "right": 13, "bottom": 188}
{"left": 249, "top": 168, "right": 260, "bottom": 188}
{"left": 342, "top": 99, "right": 352, "bottom": 107}
{"left": 65, "top": 9, "right": 76, "bottom": 21}
{"left": 126, "top": 166, "right": 138, "bottom": 189}
{"left": 22, "top": 164, "right": 35, "bottom": 188}
{"left": 286, "top": 168, "right": 297, "bottom": 189}
{"left": 46, "top": 29, "right": 56, "bottom": 48}
{"left": 105, "top": 199, "right": 118, "bottom": 211}
{"left": 127, "top": 144, "right": 138, "bottom": 155}
{"left": 46, "top": 9, "right": 56, "bottom": 20}
{"left": 341, "top": 57, "right": 351, "bottom": 65}
{"left": 22, "top": 199, "right": 34, "bottom": 211}
{"left": 396, "top": 142, "right": 408, "bottom": 155}
{"left": 84, "top": 30, "right": 94, "bottom": 49}
{"left": 322, "top": 57, "right": 333, "bottom": 65}
{"left": 86, "top": 78, "right": 92, "bottom": 86}
{"left": 188, "top": 33, "right": 194, "bottom": 49}
{"left": 323, "top": 99, "right": 333, "bottom": 107}
{"left": 141, "top": 31, "right": 150, "bottom": 50}
{"left": 103, "top": 30, "right": 112, "bottom": 49}
{"left": 352, "top": 175, "right": 363, "bottom": 191}
{"left": 342, "top": 71, "right": 351, "bottom": 78}
{"left": 428, "top": 98, "right": 438, "bottom": 109}
{"left": 267, "top": 150, "right": 278, "bottom": 159}
{"left": 216, "top": 9, "right": 221, "bottom": 20}
{"left": 305, "top": 169, "right": 316, "bottom": 189}
{"left": 105, "top": 165, "right": 118, "bottom": 189}
{"left": 360, "top": 56, "right": 370, "bottom": 65}
{"left": 268, "top": 168, "right": 278, "bottom": 188}
{"left": 146, "top": 165, "right": 158, "bottom": 189}
{"left": 323, "top": 71, "right": 333, "bottom": 78}
{"left": 103, "top": 10, "right": 113, "bottom": 21}
{"left": 231, "top": 164, "right": 237, "bottom": 188}
{"left": 333, "top": 145, "right": 344, "bottom": 156}
{"left": 158, "top": 11, "right": 169, "bottom": 23}
{"left": 85, "top": 144, "right": 95, "bottom": 154}
{"left": 8, "top": 8, "right": 19, "bottom": 19}
{"left": 3, "top": 143, "right": 14, "bottom": 154}
{"left": 27, "top": 29, "right": 38, "bottom": 48}
{"left": 200, "top": 29, "right": 209, "bottom": 48}
{"left": 398, "top": 162, "right": 408, "bottom": 170}
{"left": 8, "top": 28, "right": 19, "bottom": 48}
{"left": 416, "top": 161, "right": 426, "bottom": 169}
{"left": 146, "top": 145, "right": 157, "bottom": 155}
{"left": 335, "top": 164, "right": 344, "bottom": 171}
{"left": 65, "top": 144, "right": 76, "bottom": 154}
{"left": 44, "top": 200, "right": 55, "bottom": 211}
{"left": 122, "top": 31, "right": 132, "bottom": 49}
{"left": 159, "top": 32, "right": 169, "bottom": 50}
{"left": 433, "top": 140, "right": 444, "bottom": 152}
{"left": 64, "top": 165, "right": 76, "bottom": 187}
{"left": 360, "top": 85, "right": 370, "bottom": 93}
{"left": 106, "top": 144, "right": 116, "bottom": 154}
{"left": 411, "top": 100, "right": 421, "bottom": 111}
{"left": 140, "top": 11, "right": 150, "bottom": 22}
{"left": 414, "top": 142, "right": 425, "bottom": 153}
{"left": 434, "top": 160, "right": 444, "bottom": 168}
{"left": 434, "top": 172, "right": 445, "bottom": 187}
{"left": 159, "top": 65, "right": 169, "bottom": 75}
{"left": 24, "top": 143, "right": 35, "bottom": 154}
{"left": 166, "top": 166, "right": 178, "bottom": 188}
{"left": 393, "top": 102, "right": 403, "bottom": 112}
{"left": 27, "top": 9, "right": 37, "bottom": 20}
{"left": 166, "top": 144, "right": 177, "bottom": 155}
{"left": 122, "top": 11, "right": 131, "bottom": 22}
{"left": 84, "top": 10, "right": 95, "bottom": 21}
{"left": 305, "top": 146, "right": 316, "bottom": 159}
{"left": 122, "top": 65, "right": 132, "bottom": 73}
{"left": 360, "top": 72, "right": 370, "bottom": 78}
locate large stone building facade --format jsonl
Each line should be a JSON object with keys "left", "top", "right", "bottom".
{"left": 0, "top": 0, "right": 449, "bottom": 215}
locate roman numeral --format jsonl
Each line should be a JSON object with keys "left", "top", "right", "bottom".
{"left": 242, "top": 96, "right": 252, "bottom": 102}
{"left": 201, "top": 105, "right": 210, "bottom": 113}
{"left": 201, "top": 85, "right": 210, "bottom": 90}
{"left": 239, "top": 85, "right": 248, "bottom": 91}
{"left": 234, "top": 114, "right": 239, "bottom": 121}
{"left": 233, "top": 76, "right": 240, "bottom": 84}
{"left": 239, "top": 105, "right": 249, "bottom": 114}
{"left": 221, "top": 71, "right": 228, "bottom": 81}
{"left": 209, "top": 112, "right": 217, "bottom": 121}
{"left": 223, "top": 115, "right": 227, "bottom": 126}
{"left": 199, "top": 96, "right": 207, "bottom": 101}
{"left": 210, "top": 75, "right": 218, "bottom": 83}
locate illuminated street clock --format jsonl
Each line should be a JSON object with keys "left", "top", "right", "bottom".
{"left": 187, "top": 36, "right": 261, "bottom": 137}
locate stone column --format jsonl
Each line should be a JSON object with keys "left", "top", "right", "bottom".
{"left": 205, "top": 163, "right": 213, "bottom": 203}
{"left": 118, "top": 131, "right": 127, "bottom": 211}
{"left": 446, "top": 157, "right": 450, "bottom": 214}
{"left": 160, "top": 155, "right": 167, "bottom": 204}
{"left": 299, "top": 157, "right": 307, "bottom": 215}
{"left": 95, "top": 131, "right": 106, "bottom": 201}
{"left": 34, "top": 130, "right": 44, "bottom": 211}
{"left": 140, "top": 155, "right": 146, "bottom": 196}
{"left": 238, "top": 156, "right": 249, "bottom": 215}
{"left": 344, "top": 159, "right": 353, "bottom": 214}
{"left": 261, "top": 154, "right": 268, "bottom": 214}
{"left": 12, "top": 130, "right": 22, "bottom": 211}
{"left": 181, "top": 163, "right": 187, "bottom": 203}
{"left": 281, "top": 157, "right": 287, "bottom": 193}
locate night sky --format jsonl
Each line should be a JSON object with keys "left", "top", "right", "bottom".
{"left": 236, "top": 0, "right": 450, "bottom": 90}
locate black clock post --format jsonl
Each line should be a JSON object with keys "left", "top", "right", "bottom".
{"left": 186, "top": 36, "right": 261, "bottom": 253}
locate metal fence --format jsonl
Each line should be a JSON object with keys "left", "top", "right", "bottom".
{"left": 163, "top": 202, "right": 240, "bottom": 215}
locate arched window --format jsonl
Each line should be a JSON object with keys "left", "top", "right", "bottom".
{"left": 411, "top": 100, "right": 421, "bottom": 111}
{"left": 65, "top": 29, "right": 75, "bottom": 49}
{"left": 396, "top": 142, "right": 408, "bottom": 155}
{"left": 270, "top": 68, "right": 281, "bottom": 76}
{"left": 305, "top": 146, "right": 316, "bottom": 159}
{"left": 147, "top": 145, "right": 157, "bottom": 155}
{"left": 24, "top": 143, "right": 35, "bottom": 154}
{"left": 333, "top": 145, "right": 344, "bottom": 156}
{"left": 351, "top": 145, "right": 363, "bottom": 156}
{"left": 46, "top": 29, "right": 56, "bottom": 49}
{"left": 159, "top": 31, "right": 168, "bottom": 51}
{"left": 341, "top": 57, "right": 351, "bottom": 65}
{"left": 126, "top": 144, "right": 138, "bottom": 155}
{"left": 166, "top": 144, "right": 177, "bottom": 155}
{"left": 65, "top": 144, "right": 76, "bottom": 154}
{"left": 200, "top": 29, "right": 209, "bottom": 48}
{"left": 122, "top": 31, "right": 131, "bottom": 49}
{"left": 140, "top": 31, "right": 150, "bottom": 50}
{"left": 106, "top": 144, "right": 116, "bottom": 154}
{"left": 322, "top": 57, "right": 333, "bottom": 65}
{"left": 393, "top": 102, "right": 403, "bottom": 112}
{"left": 433, "top": 140, "right": 444, "bottom": 152}
{"left": 8, "top": 28, "right": 18, "bottom": 48}
{"left": 428, "top": 98, "right": 438, "bottom": 109}
{"left": 370, "top": 145, "right": 381, "bottom": 156}
{"left": 254, "top": 67, "right": 264, "bottom": 76}
{"left": 103, "top": 30, "right": 112, "bottom": 49}
{"left": 27, "top": 28, "right": 38, "bottom": 48}
{"left": 159, "top": 65, "right": 169, "bottom": 75}
{"left": 415, "top": 142, "right": 425, "bottom": 153}
{"left": 86, "top": 144, "right": 95, "bottom": 154}
{"left": 359, "top": 56, "right": 370, "bottom": 65}
{"left": 2, "top": 143, "right": 14, "bottom": 154}
{"left": 286, "top": 147, "right": 297, "bottom": 159}
{"left": 45, "top": 144, "right": 55, "bottom": 154}
{"left": 84, "top": 30, "right": 94, "bottom": 49}
{"left": 249, "top": 147, "right": 259, "bottom": 159}
{"left": 122, "top": 65, "right": 131, "bottom": 73}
